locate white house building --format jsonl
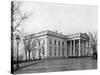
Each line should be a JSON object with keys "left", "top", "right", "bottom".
{"left": 24, "top": 30, "right": 92, "bottom": 60}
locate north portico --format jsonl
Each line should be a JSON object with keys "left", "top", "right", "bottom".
{"left": 25, "top": 30, "right": 92, "bottom": 59}
{"left": 66, "top": 33, "right": 90, "bottom": 57}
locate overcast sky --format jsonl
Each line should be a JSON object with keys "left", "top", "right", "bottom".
{"left": 20, "top": 1, "right": 98, "bottom": 35}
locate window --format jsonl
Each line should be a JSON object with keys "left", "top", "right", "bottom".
{"left": 41, "top": 39, "right": 45, "bottom": 45}
{"left": 62, "top": 42, "right": 64, "bottom": 46}
{"left": 58, "top": 41, "right": 60, "bottom": 45}
{"left": 49, "top": 47, "right": 52, "bottom": 56}
{"left": 49, "top": 39, "right": 52, "bottom": 44}
{"left": 62, "top": 48, "right": 64, "bottom": 56}
{"left": 38, "top": 40, "right": 40, "bottom": 45}
{"left": 54, "top": 40, "right": 56, "bottom": 45}
{"left": 43, "top": 39, "right": 45, "bottom": 45}
{"left": 54, "top": 47, "right": 56, "bottom": 56}
{"left": 58, "top": 47, "right": 60, "bottom": 56}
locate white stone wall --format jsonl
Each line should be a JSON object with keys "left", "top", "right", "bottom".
{"left": 47, "top": 35, "right": 67, "bottom": 58}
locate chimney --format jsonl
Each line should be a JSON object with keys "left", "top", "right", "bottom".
{"left": 61, "top": 32, "right": 62, "bottom": 35}
{"left": 55, "top": 30, "right": 58, "bottom": 33}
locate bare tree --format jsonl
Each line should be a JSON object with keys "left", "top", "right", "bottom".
{"left": 24, "top": 38, "right": 40, "bottom": 60}
{"left": 11, "top": 1, "right": 31, "bottom": 33}
{"left": 87, "top": 31, "right": 97, "bottom": 58}
{"left": 24, "top": 39, "right": 32, "bottom": 60}
{"left": 11, "top": 1, "right": 32, "bottom": 73}
{"left": 40, "top": 39, "right": 45, "bottom": 59}
{"left": 35, "top": 38, "right": 45, "bottom": 60}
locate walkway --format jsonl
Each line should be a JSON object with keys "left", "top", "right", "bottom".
{"left": 14, "top": 58, "right": 97, "bottom": 74}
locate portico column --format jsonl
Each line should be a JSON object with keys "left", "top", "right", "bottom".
{"left": 83, "top": 40, "right": 85, "bottom": 56}
{"left": 70, "top": 40, "right": 72, "bottom": 56}
{"left": 66, "top": 41, "right": 67, "bottom": 57}
{"left": 73, "top": 40, "right": 75, "bottom": 56}
{"left": 88, "top": 41, "right": 89, "bottom": 56}
{"left": 79, "top": 39, "right": 81, "bottom": 56}
{"left": 86, "top": 41, "right": 89, "bottom": 56}
{"left": 82, "top": 40, "right": 84, "bottom": 56}
{"left": 60, "top": 47, "right": 62, "bottom": 56}
{"left": 52, "top": 47, "right": 54, "bottom": 56}
{"left": 84, "top": 40, "right": 86, "bottom": 56}
{"left": 67, "top": 41, "right": 69, "bottom": 56}
{"left": 56, "top": 47, "right": 58, "bottom": 56}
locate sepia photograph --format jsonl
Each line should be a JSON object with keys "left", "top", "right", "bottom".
{"left": 11, "top": 1, "right": 98, "bottom": 74}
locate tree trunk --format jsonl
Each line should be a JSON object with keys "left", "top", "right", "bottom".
{"left": 35, "top": 50, "right": 36, "bottom": 59}
{"left": 24, "top": 41, "right": 27, "bottom": 61}
{"left": 11, "top": 1, "right": 14, "bottom": 74}
{"left": 32, "top": 50, "right": 35, "bottom": 60}
{"left": 25, "top": 48, "right": 27, "bottom": 61}
{"left": 42, "top": 46, "right": 45, "bottom": 59}
{"left": 39, "top": 49, "right": 41, "bottom": 60}
{"left": 29, "top": 50, "right": 31, "bottom": 60}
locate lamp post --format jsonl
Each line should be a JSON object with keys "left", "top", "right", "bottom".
{"left": 16, "top": 35, "right": 20, "bottom": 68}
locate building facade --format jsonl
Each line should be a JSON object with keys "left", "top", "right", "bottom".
{"left": 25, "top": 30, "right": 92, "bottom": 59}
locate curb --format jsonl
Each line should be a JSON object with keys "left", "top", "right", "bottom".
{"left": 14, "top": 59, "right": 45, "bottom": 71}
